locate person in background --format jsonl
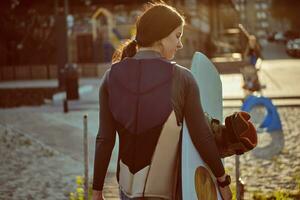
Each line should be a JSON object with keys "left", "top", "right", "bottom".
{"left": 241, "top": 34, "right": 264, "bottom": 92}
{"left": 92, "top": 2, "right": 232, "bottom": 200}
{"left": 244, "top": 35, "right": 262, "bottom": 66}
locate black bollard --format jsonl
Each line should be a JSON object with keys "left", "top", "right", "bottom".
{"left": 63, "top": 99, "right": 68, "bottom": 113}
{"left": 83, "top": 115, "right": 88, "bottom": 200}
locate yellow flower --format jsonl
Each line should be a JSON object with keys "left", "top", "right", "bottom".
{"left": 69, "top": 192, "right": 75, "bottom": 200}
{"left": 76, "top": 187, "right": 84, "bottom": 195}
{"left": 76, "top": 176, "right": 83, "bottom": 186}
{"left": 77, "top": 188, "right": 84, "bottom": 200}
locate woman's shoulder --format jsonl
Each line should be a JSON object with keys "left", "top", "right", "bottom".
{"left": 173, "top": 62, "right": 195, "bottom": 82}
{"left": 173, "top": 62, "right": 190, "bottom": 72}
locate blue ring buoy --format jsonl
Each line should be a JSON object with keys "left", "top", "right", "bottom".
{"left": 241, "top": 95, "right": 282, "bottom": 132}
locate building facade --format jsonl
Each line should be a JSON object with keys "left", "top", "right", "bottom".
{"left": 232, "top": 0, "right": 291, "bottom": 39}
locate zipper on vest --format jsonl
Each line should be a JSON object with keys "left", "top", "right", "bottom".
{"left": 133, "top": 60, "right": 142, "bottom": 191}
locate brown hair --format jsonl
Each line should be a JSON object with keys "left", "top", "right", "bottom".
{"left": 112, "top": 1, "right": 185, "bottom": 63}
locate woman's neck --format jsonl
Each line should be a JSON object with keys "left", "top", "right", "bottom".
{"left": 137, "top": 46, "right": 162, "bottom": 55}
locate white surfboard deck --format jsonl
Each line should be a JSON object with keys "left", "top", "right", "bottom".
{"left": 182, "top": 52, "right": 223, "bottom": 200}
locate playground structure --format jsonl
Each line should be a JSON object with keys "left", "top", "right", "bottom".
{"left": 73, "top": 7, "right": 135, "bottom": 63}
{"left": 91, "top": 7, "right": 124, "bottom": 49}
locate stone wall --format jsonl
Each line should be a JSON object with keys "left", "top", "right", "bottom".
{"left": 0, "top": 87, "right": 61, "bottom": 108}
{"left": 0, "top": 63, "right": 110, "bottom": 81}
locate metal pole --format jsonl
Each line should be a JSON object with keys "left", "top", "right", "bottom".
{"left": 235, "top": 155, "right": 241, "bottom": 200}
{"left": 83, "top": 114, "right": 89, "bottom": 200}
{"left": 244, "top": 0, "right": 248, "bottom": 30}
{"left": 64, "top": 0, "right": 69, "bottom": 17}
{"left": 54, "top": 0, "right": 58, "bottom": 15}
{"left": 64, "top": 0, "right": 69, "bottom": 64}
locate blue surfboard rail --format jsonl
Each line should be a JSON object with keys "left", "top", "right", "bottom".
{"left": 241, "top": 95, "right": 282, "bottom": 132}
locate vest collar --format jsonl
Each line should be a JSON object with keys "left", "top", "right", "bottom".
{"left": 133, "top": 50, "right": 162, "bottom": 59}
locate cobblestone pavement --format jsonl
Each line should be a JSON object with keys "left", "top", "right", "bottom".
{"left": 1, "top": 107, "right": 299, "bottom": 199}
{"left": 0, "top": 125, "right": 82, "bottom": 200}
{"left": 0, "top": 123, "right": 120, "bottom": 200}
{"left": 224, "top": 107, "right": 300, "bottom": 199}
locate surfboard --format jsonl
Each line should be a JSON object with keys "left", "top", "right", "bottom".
{"left": 182, "top": 52, "right": 223, "bottom": 200}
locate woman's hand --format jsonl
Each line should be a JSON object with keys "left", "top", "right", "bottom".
{"left": 219, "top": 185, "right": 232, "bottom": 200}
{"left": 217, "top": 174, "right": 232, "bottom": 200}
{"left": 92, "top": 190, "right": 105, "bottom": 200}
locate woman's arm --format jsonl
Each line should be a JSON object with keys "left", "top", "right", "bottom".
{"left": 183, "top": 72, "right": 232, "bottom": 199}
{"left": 93, "top": 71, "right": 117, "bottom": 191}
{"left": 183, "top": 71, "right": 225, "bottom": 177}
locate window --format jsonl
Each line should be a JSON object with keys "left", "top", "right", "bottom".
{"left": 256, "top": 12, "right": 262, "bottom": 19}
{"left": 261, "top": 3, "right": 268, "bottom": 9}
{"left": 261, "top": 21, "right": 269, "bottom": 28}
{"left": 261, "top": 12, "right": 267, "bottom": 19}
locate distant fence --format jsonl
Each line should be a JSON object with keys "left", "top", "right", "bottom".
{"left": 0, "top": 58, "right": 248, "bottom": 82}
{"left": 0, "top": 63, "right": 111, "bottom": 81}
